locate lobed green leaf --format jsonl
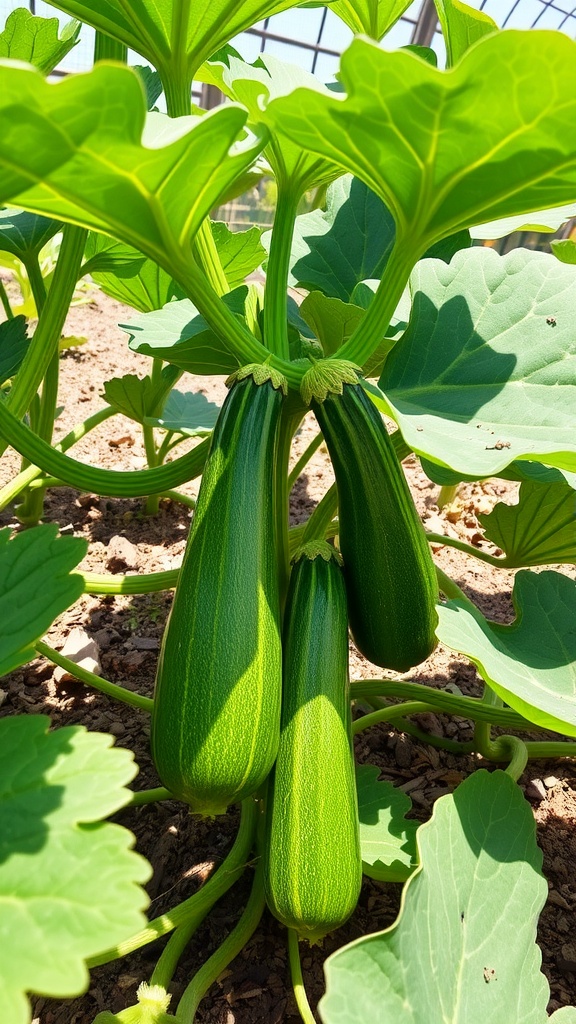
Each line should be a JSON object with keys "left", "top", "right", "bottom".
{"left": 0, "top": 525, "right": 86, "bottom": 678}
{"left": 377, "top": 247, "right": 576, "bottom": 477}
{"left": 266, "top": 31, "right": 576, "bottom": 249}
{"left": 0, "top": 716, "right": 150, "bottom": 1024}
{"left": 0, "top": 8, "right": 80, "bottom": 74}
{"left": 356, "top": 765, "right": 418, "bottom": 883}
{"left": 436, "top": 571, "right": 576, "bottom": 736}
{"left": 479, "top": 481, "right": 576, "bottom": 566}
{"left": 321, "top": 770, "right": 556, "bottom": 1024}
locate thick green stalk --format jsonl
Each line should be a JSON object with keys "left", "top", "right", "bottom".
{"left": 35, "top": 640, "right": 153, "bottom": 713}
{"left": 264, "top": 184, "right": 299, "bottom": 360}
{"left": 18, "top": 250, "right": 58, "bottom": 523}
{"left": 510, "top": 740, "right": 576, "bottom": 760}
{"left": 502, "top": 737, "right": 529, "bottom": 781}
{"left": 171, "top": 255, "right": 303, "bottom": 388}
{"left": 353, "top": 700, "right": 439, "bottom": 736}
{"left": 437, "top": 483, "right": 460, "bottom": 510}
{"left": 175, "top": 865, "right": 266, "bottom": 1023}
{"left": 0, "top": 406, "right": 115, "bottom": 512}
{"left": 427, "top": 533, "right": 506, "bottom": 567}
{"left": 150, "top": 921, "right": 197, "bottom": 992}
{"left": 435, "top": 565, "right": 470, "bottom": 604}
{"left": 82, "top": 568, "right": 179, "bottom": 595}
{"left": 162, "top": 63, "right": 229, "bottom": 299}
{"left": 88, "top": 797, "right": 258, "bottom": 968}
{"left": 94, "top": 33, "right": 127, "bottom": 62}
{"left": 350, "top": 680, "right": 533, "bottom": 730}
{"left": 192, "top": 220, "right": 229, "bottom": 296}
{"left": 163, "top": 67, "right": 193, "bottom": 119}
{"left": 0, "top": 401, "right": 210, "bottom": 496}
{"left": 474, "top": 682, "right": 504, "bottom": 761}
{"left": 1, "top": 226, "right": 87, "bottom": 454}
{"left": 336, "top": 241, "right": 417, "bottom": 368}
{"left": 130, "top": 787, "right": 172, "bottom": 806}
{"left": 23, "top": 255, "right": 47, "bottom": 315}
{"left": 288, "top": 930, "right": 316, "bottom": 1024}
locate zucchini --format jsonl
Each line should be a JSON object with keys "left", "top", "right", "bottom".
{"left": 264, "top": 541, "right": 362, "bottom": 943}
{"left": 151, "top": 366, "right": 286, "bottom": 816}
{"left": 307, "top": 366, "right": 437, "bottom": 671}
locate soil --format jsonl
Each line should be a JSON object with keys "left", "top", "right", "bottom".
{"left": 1, "top": 284, "right": 575, "bottom": 1023}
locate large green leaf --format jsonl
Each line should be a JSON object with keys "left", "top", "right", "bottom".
{"left": 45, "top": 0, "right": 298, "bottom": 81}
{"left": 123, "top": 289, "right": 246, "bottom": 375}
{"left": 434, "top": 0, "right": 498, "bottom": 66}
{"left": 0, "top": 525, "right": 86, "bottom": 678}
{"left": 0, "top": 715, "right": 150, "bottom": 1024}
{"left": 436, "top": 571, "right": 576, "bottom": 737}
{"left": 0, "top": 8, "right": 80, "bottom": 74}
{"left": 0, "top": 64, "right": 263, "bottom": 277}
{"left": 278, "top": 175, "right": 469, "bottom": 304}
{"left": 208, "top": 52, "right": 339, "bottom": 192}
{"left": 0, "top": 208, "right": 62, "bottom": 263}
{"left": 356, "top": 765, "right": 418, "bottom": 883}
{"left": 479, "top": 481, "right": 576, "bottom": 567}
{"left": 83, "top": 235, "right": 182, "bottom": 314}
{"left": 320, "top": 770, "right": 557, "bottom": 1024}
{"left": 377, "top": 247, "right": 576, "bottom": 477}
{"left": 266, "top": 31, "right": 576, "bottom": 249}
{"left": 0, "top": 316, "right": 29, "bottom": 386}
{"left": 281, "top": 176, "right": 396, "bottom": 301}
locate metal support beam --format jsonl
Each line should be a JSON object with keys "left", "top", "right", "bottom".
{"left": 411, "top": 0, "right": 439, "bottom": 47}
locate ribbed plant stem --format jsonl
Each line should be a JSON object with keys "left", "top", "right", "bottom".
{"left": 353, "top": 701, "right": 438, "bottom": 736}
{"left": 0, "top": 400, "right": 210, "bottom": 496}
{"left": 35, "top": 641, "right": 153, "bottom": 713}
{"left": 88, "top": 797, "right": 258, "bottom": 968}
{"left": 264, "top": 184, "right": 299, "bottom": 359}
{"left": 1, "top": 226, "right": 87, "bottom": 456}
{"left": 0, "top": 405, "right": 115, "bottom": 512}
{"left": 288, "top": 930, "right": 316, "bottom": 1024}
{"left": 175, "top": 865, "right": 266, "bottom": 1023}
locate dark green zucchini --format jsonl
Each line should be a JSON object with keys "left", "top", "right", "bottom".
{"left": 264, "top": 542, "right": 362, "bottom": 943}
{"left": 151, "top": 366, "right": 286, "bottom": 816}
{"left": 311, "top": 376, "right": 437, "bottom": 671}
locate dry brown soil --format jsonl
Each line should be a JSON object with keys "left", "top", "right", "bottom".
{"left": 1, "top": 287, "right": 575, "bottom": 1023}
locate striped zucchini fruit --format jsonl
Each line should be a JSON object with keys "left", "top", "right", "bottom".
{"left": 264, "top": 541, "right": 362, "bottom": 943}
{"left": 151, "top": 366, "right": 286, "bottom": 816}
{"left": 309, "top": 369, "right": 438, "bottom": 671}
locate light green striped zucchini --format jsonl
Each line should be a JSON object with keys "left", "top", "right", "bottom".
{"left": 264, "top": 541, "right": 362, "bottom": 943}
{"left": 151, "top": 367, "right": 286, "bottom": 816}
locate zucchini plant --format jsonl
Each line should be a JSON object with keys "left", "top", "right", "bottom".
{"left": 0, "top": 0, "right": 576, "bottom": 1022}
